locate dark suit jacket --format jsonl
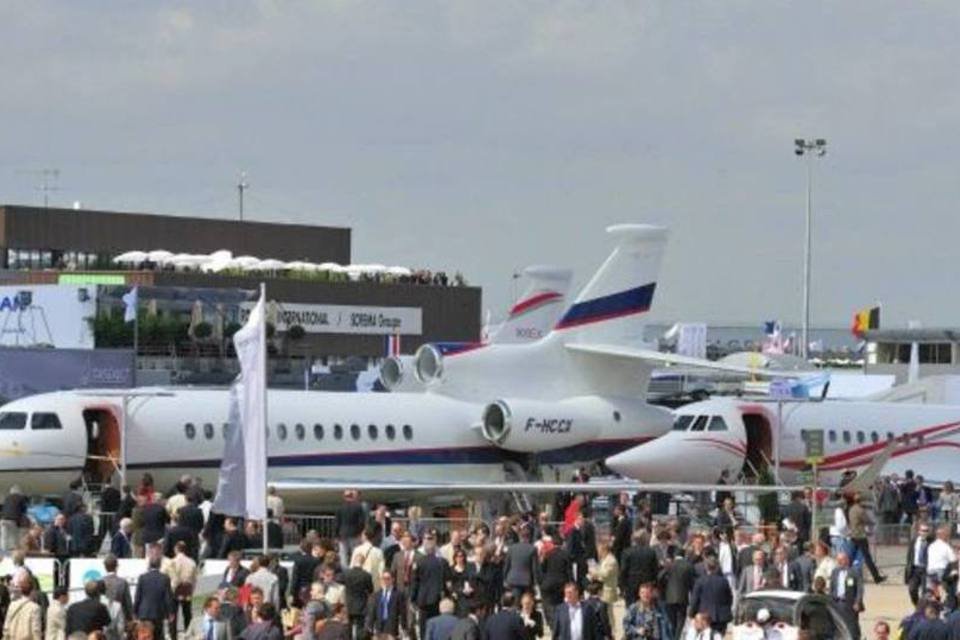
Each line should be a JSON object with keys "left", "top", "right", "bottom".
{"left": 451, "top": 617, "right": 481, "bottom": 640}
{"left": 289, "top": 552, "right": 321, "bottom": 604}
{"left": 689, "top": 573, "right": 733, "bottom": 625}
{"left": 62, "top": 490, "right": 83, "bottom": 519}
{"left": 782, "top": 501, "right": 812, "bottom": 542}
{"left": 829, "top": 567, "right": 863, "bottom": 609}
{"left": 141, "top": 503, "right": 169, "bottom": 544}
{"left": 620, "top": 545, "right": 661, "bottom": 596}
{"left": 218, "top": 530, "right": 247, "bottom": 559}
{"left": 67, "top": 513, "right": 96, "bottom": 556}
{"left": 364, "top": 588, "right": 406, "bottom": 636}
{"left": 134, "top": 568, "right": 174, "bottom": 620}
{"left": 222, "top": 565, "right": 250, "bottom": 588}
{"left": 164, "top": 524, "right": 199, "bottom": 559}
{"left": 102, "top": 572, "right": 133, "bottom": 621}
{"left": 735, "top": 545, "right": 757, "bottom": 579}
{"left": 65, "top": 597, "right": 111, "bottom": 635}
{"left": 412, "top": 554, "right": 449, "bottom": 607}
{"left": 552, "top": 602, "right": 601, "bottom": 640}
{"left": 483, "top": 608, "right": 525, "bottom": 639}
{"left": 503, "top": 542, "right": 539, "bottom": 589}
{"left": 906, "top": 536, "right": 929, "bottom": 581}
{"left": 110, "top": 531, "right": 132, "bottom": 559}
{"left": 426, "top": 612, "right": 460, "bottom": 640}
{"left": 343, "top": 567, "right": 374, "bottom": 618}
{"left": 43, "top": 525, "right": 69, "bottom": 557}
{"left": 586, "top": 597, "right": 612, "bottom": 640}
{"left": 539, "top": 548, "right": 573, "bottom": 605}
{"left": 661, "top": 557, "right": 697, "bottom": 605}
{"left": 611, "top": 516, "right": 632, "bottom": 562}
{"left": 178, "top": 504, "right": 205, "bottom": 535}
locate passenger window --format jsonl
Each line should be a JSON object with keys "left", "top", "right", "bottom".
{"left": 295, "top": 424, "right": 305, "bottom": 440}
{"left": 690, "top": 416, "right": 709, "bottom": 432}
{"left": 185, "top": 423, "right": 196, "bottom": 439}
{"left": 277, "top": 423, "right": 288, "bottom": 440}
{"left": 856, "top": 431, "right": 865, "bottom": 444}
{"left": 402, "top": 424, "right": 413, "bottom": 440}
{"left": 368, "top": 424, "right": 378, "bottom": 440}
{"left": 828, "top": 430, "right": 836, "bottom": 443}
{"left": 887, "top": 432, "right": 895, "bottom": 441}
{"left": 314, "top": 424, "right": 324, "bottom": 440}
{"left": 203, "top": 423, "right": 214, "bottom": 440}
{"left": 350, "top": 424, "right": 361, "bottom": 440}
{"left": 671, "top": 415, "right": 694, "bottom": 432}
{"left": 334, "top": 424, "right": 343, "bottom": 440}
{"left": 871, "top": 432, "right": 879, "bottom": 444}
{"left": 31, "top": 413, "right": 62, "bottom": 430}
{"left": 707, "top": 416, "right": 728, "bottom": 432}
{"left": 842, "top": 431, "right": 851, "bottom": 444}
{"left": 0, "top": 412, "right": 26, "bottom": 430}
{"left": 385, "top": 424, "right": 396, "bottom": 440}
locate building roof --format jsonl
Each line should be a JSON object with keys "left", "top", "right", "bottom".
{"left": 865, "top": 328, "right": 960, "bottom": 343}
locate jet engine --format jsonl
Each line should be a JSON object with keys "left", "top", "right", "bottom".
{"left": 480, "top": 395, "right": 662, "bottom": 452}
{"left": 414, "top": 344, "right": 444, "bottom": 384}
{"left": 378, "top": 356, "right": 408, "bottom": 391}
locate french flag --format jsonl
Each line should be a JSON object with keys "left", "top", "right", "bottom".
{"left": 384, "top": 334, "right": 401, "bottom": 356}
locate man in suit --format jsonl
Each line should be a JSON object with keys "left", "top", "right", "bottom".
{"left": 503, "top": 525, "right": 538, "bottom": 600}
{"left": 288, "top": 539, "right": 321, "bottom": 607}
{"left": 335, "top": 490, "right": 366, "bottom": 569}
{"left": 102, "top": 554, "right": 133, "bottom": 623}
{"left": 737, "top": 550, "right": 767, "bottom": 597}
{"left": 222, "top": 551, "right": 250, "bottom": 588}
{"left": 177, "top": 497, "right": 206, "bottom": 538}
{"left": 793, "top": 543, "right": 816, "bottom": 593}
{"left": 134, "top": 557, "right": 175, "bottom": 640}
{"left": 735, "top": 533, "right": 766, "bottom": 582}
{"left": 43, "top": 514, "right": 70, "bottom": 584}
{"left": 553, "top": 582, "right": 600, "bottom": 640}
{"left": 450, "top": 600, "right": 485, "bottom": 640}
{"left": 661, "top": 550, "right": 697, "bottom": 640}
{"left": 484, "top": 591, "right": 526, "bottom": 639}
{"left": 584, "top": 582, "right": 613, "bottom": 640}
{"left": 620, "top": 530, "right": 661, "bottom": 607}
{"left": 412, "top": 533, "right": 450, "bottom": 637}
{"left": 829, "top": 552, "right": 864, "bottom": 640}
{"left": 564, "top": 514, "right": 589, "bottom": 589}
{"left": 906, "top": 523, "right": 931, "bottom": 606}
{"left": 343, "top": 558, "right": 374, "bottom": 640}
{"left": 769, "top": 546, "right": 801, "bottom": 591}
{"left": 61, "top": 479, "right": 84, "bottom": 519}
{"left": 391, "top": 531, "right": 421, "bottom": 595}
{"left": 164, "top": 512, "right": 200, "bottom": 560}
{"left": 424, "top": 598, "right": 459, "bottom": 640}
{"left": 611, "top": 504, "right": 633, "bottom": 564}
{"left": 67, "top": 503, "right": 97, "bottom": 557}
{"left": 185, "top": 597, "right": 228, "bottom": 640}
{"left": 689, "top": 557, "right": 733, "bottom": 637}
{"left": 365, "top": 570, "right": 407, "bottom": 639}
{"left": 65, "top": 580, "right": 112, "bottom": 637}
{"left": 782, "top": 491, "right": 812, "bottom": 548}
{"left": 111, "top": 518, "right": 134, "bottom": 559}
{"left": 539, "top": 537, "right": 573, "bottom": 632}
{"left": 141, "top": 499, "right": 170, "bottom": 548}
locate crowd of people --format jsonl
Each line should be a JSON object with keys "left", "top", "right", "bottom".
{"left": 1, "top": 470, "right": 960, "bottom": 640}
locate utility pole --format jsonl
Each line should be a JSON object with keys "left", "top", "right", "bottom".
{"left": 793, "top": 138, "right": 827, "bottom": 360}
{"left": 17, "top": 169, "right": 60, "bottom": 207}
{"left": 237, "top": 171, "right": 249, "bottom": 221}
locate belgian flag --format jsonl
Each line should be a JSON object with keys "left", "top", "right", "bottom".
{"left": 851, "top": 305, "right": 880, "bottom": 338}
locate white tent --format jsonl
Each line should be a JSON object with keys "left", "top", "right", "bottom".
{"left": 386, "top": 266, "right": 412, "bottom": 276}
{"left": 317, "top": 262, "right": 344, "bottom": 273}
{"left": 147, "top": 249, "right": 174, "bottom": 263}
{"left": 285, "top": 261, "right": 318, "bottom": 271}
{"left": 257, "top": 259, "right": 287, "bottom": 271}
{"left": 113, "top": 251, "right": 148, "bottom": 264}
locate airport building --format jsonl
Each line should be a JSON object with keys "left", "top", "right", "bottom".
{"left": 0, "top": 205, "right": 481, "bottom": 387}
{"left": 864, "top": 327, "right": 960, "bottom": 382}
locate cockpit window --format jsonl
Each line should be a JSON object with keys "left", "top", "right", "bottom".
{"left": 0, "top": 412, "right": 26, "bottom": 430}
{"left": 707, "top": 416, "right": 728, "bottom": 432}
{"left": 671, "top": 415, "right": 694, "bottom": 432}
{"left": 690, "top": 416, "right": 708, "bottom": 432}
{"left": 31, "top": 413, "right": 62, "bottom": 430}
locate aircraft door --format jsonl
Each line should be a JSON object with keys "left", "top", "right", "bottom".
{"left": 741, "top": 413, "right": 773, "bottom": 480}
{"left": 82, "top": 408, "right": 121, "bottom": 485}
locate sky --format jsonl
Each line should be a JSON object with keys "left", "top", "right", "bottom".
{"left": 2, "top": 2, "right": 959, "bottom": 328}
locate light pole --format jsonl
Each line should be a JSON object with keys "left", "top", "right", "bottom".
{"left": 794, "top": 138, "right": 827, "bottom": 360}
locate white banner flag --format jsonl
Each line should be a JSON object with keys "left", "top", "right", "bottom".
{"left": 213, "top": 288, "right": 267, "bottom": 520}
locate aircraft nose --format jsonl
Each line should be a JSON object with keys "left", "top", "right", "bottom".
{"left": 606, "top": 438, "right": 683, "bottom": 482}
{"left": 606, "top": 435, "right": 741, "bottom": 483}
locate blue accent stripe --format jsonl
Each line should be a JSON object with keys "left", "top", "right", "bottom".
{"left": 432, "top": 341, "right": 485, "bottom": 356}
{"left": 556, "top": 283, "right": 656, "bottom": 330}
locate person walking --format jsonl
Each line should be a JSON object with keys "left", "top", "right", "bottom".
{"left": 4, "top": 579, "right": 42, "bottom": 640}
{"left": 689, "top": 557, "right": 733, "bottom": 637}
{"left": 365, "top": 571, "right": 407, "bottom": 639}
{"left": 847, "top": 493, "right": 886, "bottom": 584}
{"left": 65, "top": 581, "right": 111, "bottom": 638}
{"left": 661, "top": 550, "right": 696, "bottom": 640}
{"left": 133, "top": 557, "right": 175, "bottom": 640}
{"left": 184, "top": 597, "right": 228, "bottom": 640}
{"left": 905, "top": 523, "right": 931, "bottom": 606}
{"left": 1, "top": 486, "right": 28, "bottom": 552}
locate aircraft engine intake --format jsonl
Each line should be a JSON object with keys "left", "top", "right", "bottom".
{"left": 378, "top": 356, "right": 405, "bottom": 391}
{"left": 480, "top": 396, "right": 619, "bottom": 452}
{"left": 414, "top": 344, "right": 444, "bottom": 384}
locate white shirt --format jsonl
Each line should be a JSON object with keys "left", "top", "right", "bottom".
{"left": 568, "top": 603, "right": 583, "bottom": 640}
{"left": 914, "top": 538, "right": 926, "bottom": 567}
{"left": 835, "top": 568, "right": 847, "bottom": 599}
{"left": 779, "top": 562, "right": 790, "bottom": 588}
{"left": 829, "top": 508, "right": 848, "bottom": 537}
{"left": 718, "top": 543, "right": 734, "bottom": 575}
{"left": 926, "top": 539, "right": 957, "bottom": 574}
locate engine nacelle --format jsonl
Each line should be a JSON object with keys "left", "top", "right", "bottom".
{"left": 414, "top": 344, "right": 444, "bottom": 384}
{"left": 379, "top": 356, "right": 407, "bottom": 391}
{"left": 481, "top": 396, "right": 632, "bottom": 452}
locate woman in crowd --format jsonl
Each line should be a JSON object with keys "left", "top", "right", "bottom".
{"left": 519, "top": 591, "right": 544, "bottom": 640}
{"left": 589, "top": 540, "right": 619, "bottom": 608}
{"left": 447, "top": 548, "right": 472, "bottom": 617}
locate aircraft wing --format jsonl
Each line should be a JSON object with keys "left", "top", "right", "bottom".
{"left": 838, "top": 439, "right": 898, "bottom": 495}
{"left": 270, "top": 478, "right": 809, "bottom": 493}
{"left": 565, "top": 343, "right": 806, "bottom": 379}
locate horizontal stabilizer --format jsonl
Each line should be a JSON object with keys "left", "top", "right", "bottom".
{"left": 565, "top": 343, "right": 806, "bottom": 379}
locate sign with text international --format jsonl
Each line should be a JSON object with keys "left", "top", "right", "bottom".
{"left": 242, "top": 303, "right": 423, "bottom": 335}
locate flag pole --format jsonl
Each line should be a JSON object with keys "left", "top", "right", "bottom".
{"left": 261, "top": 282, "right": 269, "bottom": 556}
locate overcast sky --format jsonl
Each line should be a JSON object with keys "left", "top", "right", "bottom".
{"left": 2, "top": 2, "right": 958, "bottom": 328}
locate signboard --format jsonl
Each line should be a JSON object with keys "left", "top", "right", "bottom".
{"left": 0, "top": 348, "right": 134, "bottom": 403}
{"left": 0, "top": 557, "right": 57, "bottom": 595}
{"left": 67, "top": 558, "right": 147, "bottom": 603}
{"left": 241, "top": 303, "right": 422, "bottom": 336}
{"left": 0, "top": 285, "right": 96, "bottom": 348}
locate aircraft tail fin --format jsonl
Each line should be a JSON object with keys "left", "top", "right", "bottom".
{"left": 493, "top": 266, "right": 573, "bottom": 344}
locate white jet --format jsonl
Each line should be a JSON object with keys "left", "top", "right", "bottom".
{"left": 379, "top": 265, "right": 573, "bottom": 392}
{"left": 606, "top": 395, "right": 960, "bottom": 486}
{"left": 0, "top": 224, "right": 677, "bottom": 499}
